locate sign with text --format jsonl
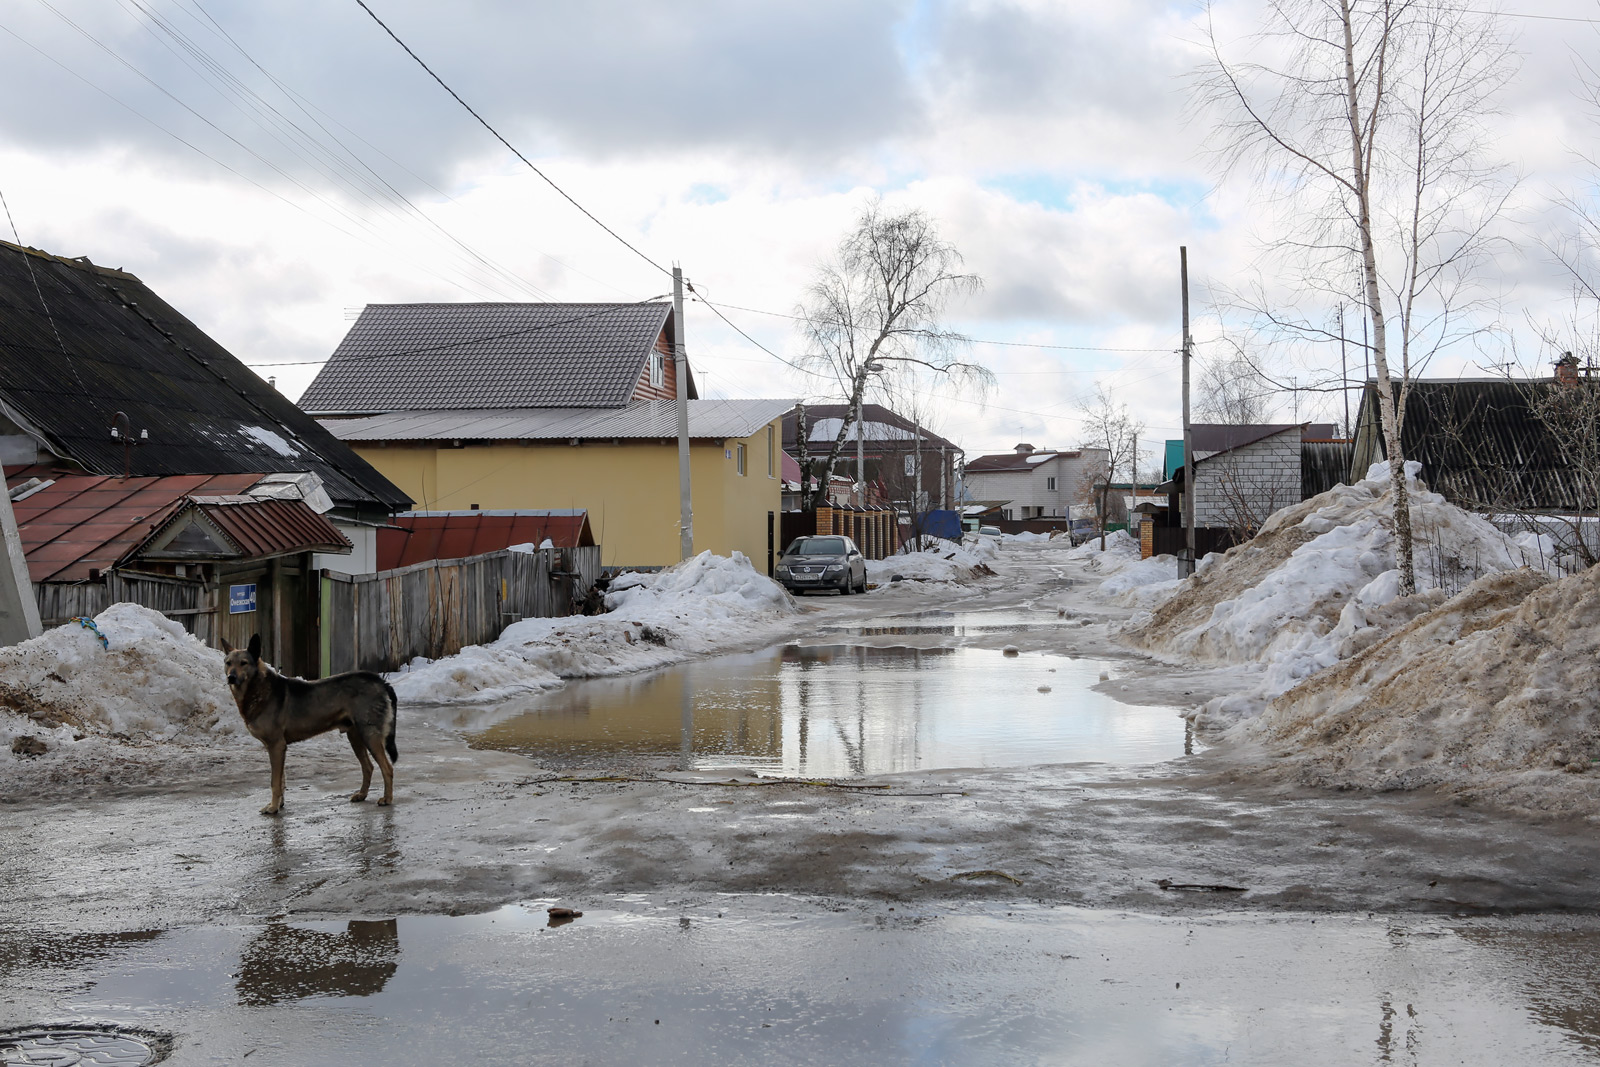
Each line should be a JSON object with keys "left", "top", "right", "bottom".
{"left": 229, "top": 583, "right": 257, "bottom": 614}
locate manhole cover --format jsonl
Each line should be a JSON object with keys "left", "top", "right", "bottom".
{"left": 0, "top": 1026, "right": 171, "bottom": 1066}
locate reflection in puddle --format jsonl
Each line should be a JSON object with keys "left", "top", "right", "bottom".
{"left": 465, "top": 645, "right": 1188, "bottom": 775}
{"left": 10, "top": 908, "right": 1600, "bottom": 1064}
{"left": 237, "top": 919, "right": 400, "bottom": 1005}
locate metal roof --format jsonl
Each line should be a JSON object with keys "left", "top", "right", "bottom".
{"left": 136, "top": 497, "right": 352, "bottom": 560}
{"left": 298, "top": 302, "right": 695, "bottom": 414}
{"left": 782, "top": 404, "right": 962, "bottom": 453}
{"left": 377, "top": 510, "right": 595, "bottom": 570}
{"left": 320, "top": 399, "right": 797, "bottom": 443}
{"left": 1351, "top": 379, "right": 1584, "bottom": 510}
{"left": 0, "top": 241, "right": 410, "bottom": 513}
{"left": 964, "top": 449, "right": 1087, "bottom": 473}
{"left": 8, "top": 468, "right": 262, "bottom": 581}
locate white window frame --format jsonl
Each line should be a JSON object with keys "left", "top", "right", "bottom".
{"left": 767, "top": 425, "right": 775, "bottom": 477}
{"left": 736, "top": 442, "right": 747, "bottom": 476}
{"left": 649, "top": 351, "right": 665, "bottom": 388}
{"left": 1046, "top": 475, "right": 1057, "bottom": 491}
{"left": 904, "top": 453, "right": 916, "bottom": 476}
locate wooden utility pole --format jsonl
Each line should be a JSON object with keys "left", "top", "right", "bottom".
{"left": 672, "top": 267, "right": 694, "bottom": 561}
{"left": 1181, "top": 247, "right": 1195, "bottom": 574}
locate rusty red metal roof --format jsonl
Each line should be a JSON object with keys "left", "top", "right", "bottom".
{"left": 140, "top": 497, "right": 352, "bottom": 560}
{"left": 376, "top": 510, "right": 594, "bottom": 570}
{"left": 6, "top": 467, "right": 262, "bottom": 582}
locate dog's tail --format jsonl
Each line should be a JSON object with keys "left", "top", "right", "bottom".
{"left": 382, "top": 680, "right": 399, "bottom": 763}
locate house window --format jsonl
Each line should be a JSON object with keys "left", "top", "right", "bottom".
{"left": 649, "top": 351, "right": 665, "bottom": 388}
{"left": 904, "top": 453, "right": 916, "bottom": 476}
{"left": 736, "top": 443, "right": 747, "bottom": 476}
{"left": 767, "top": 425, "right": 775, "bottom": 477}
{"left": 1046, "top": 476, "right": 1057, "bottom": 491}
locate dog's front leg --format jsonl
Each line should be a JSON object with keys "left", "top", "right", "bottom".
{"left": 262, "top": 739, "right": 288, "bottom": 816}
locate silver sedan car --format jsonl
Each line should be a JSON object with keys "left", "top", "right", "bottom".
{"left": 775, "top": 535, "right": 867, "bottom": 595}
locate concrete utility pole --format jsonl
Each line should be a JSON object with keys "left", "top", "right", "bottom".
{"left": 1181, "top": 246, "right": 1196, "bottom": 575}
{"left": 0, "top": 467, "right": 42, "bottom": 645}
{"left": 672, "top": 267, "right": 694, "bottom": 561}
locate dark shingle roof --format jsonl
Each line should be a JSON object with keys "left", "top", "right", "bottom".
{"left": 299, "top": 302, "right": 683, "bottom": 414}
{"left": 962, "top": 449, "right": 1083, "bottom": 473}
{"left": 0, "top": 242, "right": 409, "bottom": 513}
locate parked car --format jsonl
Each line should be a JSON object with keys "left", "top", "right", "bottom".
{"left": 977, "top": 526, "right": 1003, "bottom": 539}
{"left": 1069, "top": 518, "right": 1097, "bottom": 545}
{"left": 775, "top": 535, "right": 867, "bottom": 595}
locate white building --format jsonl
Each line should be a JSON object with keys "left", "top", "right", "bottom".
{"left": 961, "top": 444, "right": 1110, "bottom": 520}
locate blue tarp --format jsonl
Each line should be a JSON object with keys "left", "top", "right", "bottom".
{"left": 914, "top": 509, "right": 962, "bottom": 541}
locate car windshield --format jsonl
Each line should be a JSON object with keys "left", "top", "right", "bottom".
{"left": 787, "top": 537, "right": 846, "bottom": 556}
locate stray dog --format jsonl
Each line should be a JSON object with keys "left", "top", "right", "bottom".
{"left": 222, "top": 634, "right": 398, "bottom": 815}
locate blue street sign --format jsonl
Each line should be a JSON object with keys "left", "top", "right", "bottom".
{"left": 229, "top": 583, "right": 257, "bottom": 614}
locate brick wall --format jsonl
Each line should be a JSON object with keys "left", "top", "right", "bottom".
{"left": 1193, "top": 430, "right": 1302, "bottom": 531}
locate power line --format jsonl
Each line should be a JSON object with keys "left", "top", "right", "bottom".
{"left": 243, "top": 296, "right": 671, "bottom": 368}
{"left": 693, "top": 295, "right": 1176, "bottom": 353}
{"left": 354, "top": 0, "right": 671, "bottom": 279}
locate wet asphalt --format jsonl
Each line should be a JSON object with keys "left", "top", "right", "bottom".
{"left": 4, "top": 543, "right": 1600, "bottom": 1064}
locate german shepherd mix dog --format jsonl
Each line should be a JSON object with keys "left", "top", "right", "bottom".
{"left": 221, "top": 635, "right": 399, "bottom": 815}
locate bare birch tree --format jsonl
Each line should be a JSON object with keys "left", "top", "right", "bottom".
{"left": 1076, "top": 385, "right": 1143, "bottom": 550}
{"left": 1197, "top": 0, "right": 1515, "bottom": 595}
{"left": 796, "top": 201, "right": 990, "bottom": 510}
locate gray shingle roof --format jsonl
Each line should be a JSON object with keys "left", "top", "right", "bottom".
{"left": 298, "top": 302, "right": 681, "bottom": 414}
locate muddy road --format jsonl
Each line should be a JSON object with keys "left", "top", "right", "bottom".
{"left": 4, "top": 542, "right": 1600, "bottom": 1063}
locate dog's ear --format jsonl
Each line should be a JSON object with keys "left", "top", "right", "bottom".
{"left": 247, "top": 633, "right": 261, "bottom": 663}
{"left": 220, "top": 638, "right": 234, "bottom": 654}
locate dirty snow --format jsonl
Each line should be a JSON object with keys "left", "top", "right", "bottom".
{"left": 864, "top": 537, "right": 994, "bottom": 586}
{"left": 1243, "top": 564, "right": 1600, "bottom": 815}
{"left": 1125, "top": 463, "right": 1556, "bottom": 725}
{"left": 0, "top": 603, "right": 235, "bottom": 757}
{"left": 390, "top": 551, "right": 800, "bottom": 704}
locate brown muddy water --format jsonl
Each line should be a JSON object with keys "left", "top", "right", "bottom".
{"left": 460, "top": 644, "right": 1191, "bottom": 775}
{"left": 5, "top": 899, "right": 1600, "bottom": 1065}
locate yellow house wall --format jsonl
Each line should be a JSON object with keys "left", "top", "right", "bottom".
{"left": 352, "top": 420, "right": 783, "bottom": 570}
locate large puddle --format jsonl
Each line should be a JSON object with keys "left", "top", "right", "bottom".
{"left": 459, "top": 645, "right": 1189, "bottom": 775}
{"left": 6, "top": 902, "right": 1600, "bottom": 1064}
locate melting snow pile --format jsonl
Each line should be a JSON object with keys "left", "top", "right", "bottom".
{"left": 390, "top": 551, "right": 800, "bottom": 704}
{"left": 864, "top": 537, "right": 994, "bottom": 586}
{"left": 1244, "top": 565, "right": 1600, "bottom": 814}
{"left": 0, "top": 603, "right": 234, "bottom": 750}
{"left": 1127, "top": 463, "right": 1557, "bottom": 725}
{"left": 1065, "top": 529, "right": 1185, "bottom": 608}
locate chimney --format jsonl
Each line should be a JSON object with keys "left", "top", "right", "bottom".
{"left": 1556, "top": 352, "right": 1581, "bottom": 387}
{"left": 1014, "top": 443, "right": 1036, "bottom": 454}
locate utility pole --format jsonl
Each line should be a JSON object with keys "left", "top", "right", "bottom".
{"left": 1339, "top": 305, "right": 1349, "bottom": 437}
{"left": 672, "top": 267, "right": 694, "bottom": 561}
{"left": 0, "top": 467, "right": 42, "bottom": 645}
{"left": 1181, "top": 246, "right": 1195, "bottom": 575}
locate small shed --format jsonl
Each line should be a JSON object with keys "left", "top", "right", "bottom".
{"left": 11, "top": 469, "right": 349, "bottom": 676}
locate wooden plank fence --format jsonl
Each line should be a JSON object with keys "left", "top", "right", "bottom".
{"left": 38, "top": 571, "right": 212, "bottom": 639}
{"left": 321, "top": 545, "right": 601, "bottom": 676}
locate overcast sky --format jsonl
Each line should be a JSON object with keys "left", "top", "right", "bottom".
{"left": 1, "top": 0, "right": 1595, "bottom": 464}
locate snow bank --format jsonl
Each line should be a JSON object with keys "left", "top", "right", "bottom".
{"left": 390, "top": 551, "right": 800, "bottom": 704}
{"left": 1243, "top": 565, "right": 1600, "bottom": 815}
{"left": 0, "top": 603, "right": 234, "bottom": 749}
{"left": 1066, "top": 529, "right": 1140, "bottom": 569}
{"left": 1128, "top": 463, "right": 1555, "bottom": 725}
{"left": 864, "top": 537, "right": 994, "bottom": 586}
{"left": 1098, "top": 555, "right": 1185, "bottom": 609}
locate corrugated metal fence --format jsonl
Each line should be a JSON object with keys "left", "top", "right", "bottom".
{"left": 321, "top": 546, "right": 602, "bottom": 676}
